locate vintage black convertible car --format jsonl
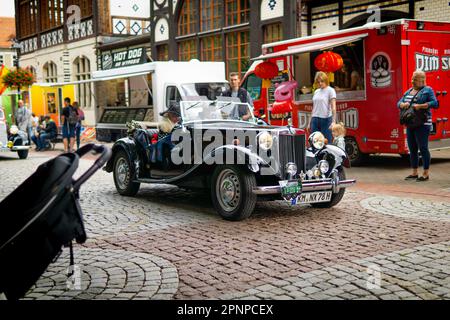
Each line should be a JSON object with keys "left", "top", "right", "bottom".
{"left": 104, "top": 100, "right": 356, "bottom": 220}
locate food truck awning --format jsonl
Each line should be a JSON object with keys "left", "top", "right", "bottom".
{"left": 35, "top": 63, "right": 155, "bottom": 87}
{"left": 251, "top": 33, "right": 368, "bottom": 60}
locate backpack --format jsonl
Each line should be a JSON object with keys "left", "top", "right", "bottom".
{"left": 67, "top": 106, "right": 79, "bottom": 126}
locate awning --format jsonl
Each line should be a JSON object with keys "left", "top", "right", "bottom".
{"left": 252, "top": 33, "right": 368, "bottom": 60}
{"left": 34, "top": 63, "right": 155, "bottom": 87}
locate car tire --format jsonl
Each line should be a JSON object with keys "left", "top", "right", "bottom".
{"left": 113, "top": 149, "right": 140, "bottom": 196}
{"left": 345, "top": 137, "right": 368, "bottom": 166}
{"left": 211, "top": 165, "right": 257, "bottom": 221}
{"left": 311, "top": 168, "right": 346, "bottom": 208}
{"left": 17, "top": 150, "right": 28, "bottom": 159}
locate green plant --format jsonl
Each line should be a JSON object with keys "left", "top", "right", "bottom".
{"left": 2, "top": 68, "right": 35, "bottom": 91}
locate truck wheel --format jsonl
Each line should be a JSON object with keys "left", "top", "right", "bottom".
{"left": 211, "top": 165, "right": 257, "bottom": 221}
{"left": 113, "top": 149, "right": 140, "bottom": 196}
{"left": 345, "top": 137, "right": 368, "bottom": 166}
{"left": 311, "top": 168, "right": 346, "bottom": 208}
{"left": 17, "top": 150, "right": 28, "bottom": 159}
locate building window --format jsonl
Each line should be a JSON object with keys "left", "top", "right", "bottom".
{"left": 226, "top": 31, "right": 250, "bottom": 76}
{"left": 178, "top": 40, "right": 197, "bottom": 61}
{"left": 200, "top": 0, "right": 222, "bottom": 31}
{"left": 157, "top": 44, "right": 169, "bottom": 61}
{"left": 178, "top": 0, "right": 196, "bottom": 36}
{"left": 264, "top": 23, "right": 283, "bottom": 43}
{"left": 67, "top": 0, "right": 93, "bottom": 18}
{"left": 201, "top": 35, "right": 222, "bottom": 61}
{"left": 225, "top": 0, "right": 250, "bottom": 26}
{"left": 40, "top": 0, "right": 64, "bottom": 31}
{"left": 43, "top": 61, "right": 58, "bottom": 83}
{"left": 73, "top": 56, "right": 91, "bottom": 107}
{"left": 19, "top": 0, "right": 38, "bottom": 37}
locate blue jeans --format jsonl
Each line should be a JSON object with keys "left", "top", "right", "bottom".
{"left": 31, "top": 133, "right": 54, "bottom": 149}
{"left": 406, "top": 125, "right": 431, "bottom": 170}
{"left": 310, "top": 116, "right": 333, "bottom": 143}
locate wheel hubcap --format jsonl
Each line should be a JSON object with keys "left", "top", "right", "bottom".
{"left": 115, "top": 158, "right": 129, "bottom": 190}
{"left": 216, "top": 169, "right": 241, "bottom": 212}
{"left": 346, "top": 140, "right": 359, "bottom": 161}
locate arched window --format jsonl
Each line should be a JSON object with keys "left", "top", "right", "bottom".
{"left": 200, "top": 0, "right": 222, "bottom": 31}
{"left": 178, "top": 0, "right": 196, "bottom": 36}
{"left": 225, "top": 0, "right": 250, "bottom": 26}
{"left": 43, "top": 61, "right": 57, "bottom": 83}
{"left": 73, "top": 56, "right": 91, "bottom": 107}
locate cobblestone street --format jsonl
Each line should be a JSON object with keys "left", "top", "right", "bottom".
{"left": 1, "top": 148, "right": 449, "bottom": 300}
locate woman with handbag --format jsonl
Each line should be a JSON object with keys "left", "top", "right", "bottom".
{"left": 398, "top": 70, "right": 438, "bottom": 181}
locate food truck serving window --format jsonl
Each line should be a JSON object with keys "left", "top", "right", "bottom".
{"left": 295, "top": 40, "right": 365, "bottom": 102}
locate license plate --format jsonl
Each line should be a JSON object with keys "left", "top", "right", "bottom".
{"left": 298, "top": 191, "right": 332, "bottom": 204}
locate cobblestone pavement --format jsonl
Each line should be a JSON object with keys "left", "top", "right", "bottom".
{"left": 0, "top": 148, "right": 449, "bottom": 300}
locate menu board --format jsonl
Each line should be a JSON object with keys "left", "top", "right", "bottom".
{"left": 100, "top": 107, "right": 153, "bottom": 124}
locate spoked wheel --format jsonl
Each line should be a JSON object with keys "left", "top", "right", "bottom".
{"left": 345, "top": 137, "right": 368, "bottom": 167}
{"left": 211, "top": 165, "right": 256, "bottom": 221}
{"left": 113, "top": 150, "right": 140, "bottom": 196}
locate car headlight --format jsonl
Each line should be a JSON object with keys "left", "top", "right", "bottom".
{"left": 309, "top": 131, "right": 325, "bottom": 150}
{"left": 285, "top": 162, "right": 297, "bottom": 176}
{"left": 318, "top": 160, "right": 329, "bottom": 174}
{"left": 258, "top": 131, "right": 273, "bottom": 151}
{"left": 9, "top": 125, "right": 19, "bottom": 135}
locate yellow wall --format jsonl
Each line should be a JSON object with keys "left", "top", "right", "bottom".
{"left": 30, "top": 85, "right": 75, "bottom": 127}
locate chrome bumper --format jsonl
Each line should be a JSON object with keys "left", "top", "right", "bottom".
{"left": 11, "top": 146, "right": 30, "bottom": 151}
{"left": 253, "top": 178, "right": 356, "bottom": 195}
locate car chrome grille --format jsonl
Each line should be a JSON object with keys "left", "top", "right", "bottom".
{"left": 279, "top": 134, "right": 306, "bottom": 177}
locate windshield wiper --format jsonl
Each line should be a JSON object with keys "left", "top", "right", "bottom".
{"left": 185, "top": 101, "right": 214, "bottom": 111}
{"left": 218, "top": 102, "right": 232, "bottom": 110}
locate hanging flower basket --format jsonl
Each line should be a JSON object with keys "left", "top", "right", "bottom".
{"left": 2, "top": 67, "right": 35, "bottom": 91}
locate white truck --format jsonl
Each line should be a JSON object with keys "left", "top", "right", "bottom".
{"left": 93, "top": 60, "right": 230, "bottom": 141}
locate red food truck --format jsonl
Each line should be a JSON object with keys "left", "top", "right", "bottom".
{"left": 242, "top": 19, "right": 450, "bottom": 165}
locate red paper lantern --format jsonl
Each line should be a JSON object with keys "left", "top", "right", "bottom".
{"left": 314, "top": 51, "right": 344, "bottom": 73}
{"left": 254, "top": 61, "right": 279, "bottom": 79}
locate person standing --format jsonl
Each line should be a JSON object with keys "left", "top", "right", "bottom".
{"left": 398, "top": 70, "right": 438, "bottom": 181}
{"left": 14, "top": 100, "right": 32, "bottom": 140}
{"left": 222, "top": 72, "right": 253, "bottom": 121}
{"left": 73, "top": 101, "right": 85, "bottom": 150}
{"left": 308, "top": 72, "right": 337, "bottom": 143}
{"left": 61, "top": 97, "right": 78, "bottom": 153}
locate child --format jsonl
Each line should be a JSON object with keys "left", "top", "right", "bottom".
{"left": 332, "top": 122, "right": 346, "bottom": 150}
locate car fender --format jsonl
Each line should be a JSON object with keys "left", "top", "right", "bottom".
{"left": 318, "top": 144, "right": 350, "bottom": 170}
{"left": 204, "top": 144, "right": 271, "bottom": 173}
{"left": 104, "top": 137, "right": 139, "bottom": 173}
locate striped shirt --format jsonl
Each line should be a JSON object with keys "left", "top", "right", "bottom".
{"left": 405, "top": 91, "right": 432, "bottom": 126}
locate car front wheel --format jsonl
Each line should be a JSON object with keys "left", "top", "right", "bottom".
{"left": 17, "top": 150, "right": 28, "bottom": 159}
{"left": 211, "top": 165, "right": 257, "bottom": 221}
{"left": 113, "top": 149, "right": 140, "bottom": 196}
{"left": 311, "top": 168, "right": 346, "bottom": 208}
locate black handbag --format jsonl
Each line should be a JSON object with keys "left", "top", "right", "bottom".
{"left": 399, "top": 89, "right": 426, "bottom": 129}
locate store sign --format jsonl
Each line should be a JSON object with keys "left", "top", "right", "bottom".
{"left": 101, "top": 47, "right": 146, "bottom": 70}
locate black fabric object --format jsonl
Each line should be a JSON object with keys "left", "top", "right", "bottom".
{"left": 400, "top": 107, "right": 427, "bottom": 129}
{"left": 0, "top": 153, "right": 86, "bottom": 300}
{"left": 222, "top": 87, "right": 249, "bottom": 103}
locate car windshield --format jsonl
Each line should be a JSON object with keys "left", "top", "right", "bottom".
{"left": 180, "top": 83, "right": 230, "bottom": 101}
{"left": 180, "top": 100, "right": 255, "bottom": 123}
